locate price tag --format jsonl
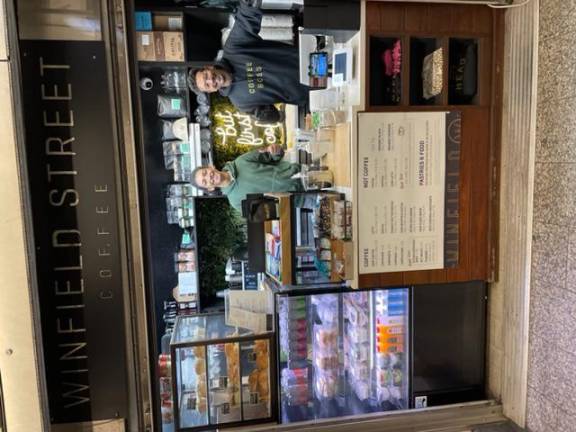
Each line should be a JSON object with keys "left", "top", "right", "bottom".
{"left": 186, "top": 395, "right": 197, "bottom": 410}
{"left": 210, "top": 376, "right": 228, "bottom": 389}
{"left": 249, "top": 392, "right": 260, "bottom": 404}
{"left": 221, "top": 402, "right": 230, "bottom": 415}
{"left": 141, "top": 34, "right": 150, "bottom": 46}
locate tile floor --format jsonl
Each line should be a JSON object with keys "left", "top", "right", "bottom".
{"left": 526, "top": 0, "right": 576, "bottom": 430}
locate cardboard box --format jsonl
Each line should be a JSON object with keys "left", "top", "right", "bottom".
{"left": 153, "top": 13, "right": 184, "bottom": 31}
{"left": 154, "top": 31, "right": 185, "bottom": 62}
{"left": 135, "top": 11, "right": 153, "bottom": 31}
{"left": 136, "top": 31, "right": 155, "bottom": 61}
{"left": 163, "top": 31, "right": 185, "bottom": 61}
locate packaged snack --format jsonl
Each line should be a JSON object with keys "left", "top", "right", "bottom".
{"left": 161, "top": 399, "right": 174, "bottom": 423}
{"left": 377, "top": 368, "right": 392, "bottom": 387}
{"left": 314, "top": 325, "right": 338, "bottom": 350}
{"left": 314, "top": 353, "right": 338, "bottom": 371}
{"left": 159, "top": 376, "right": 172, "bottom": 400}
{"left": 157, "top": 94, "right": 187, "bottom": 118}
{"left": 314, "top": 372, "right": 338, "bottom": 399}
{"left": 377, "top": 386, "right": 391, "bottom": 402}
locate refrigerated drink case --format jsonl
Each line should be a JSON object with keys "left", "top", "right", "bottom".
{"left": 277, "top": 288, "right": 410, "bottom": 423}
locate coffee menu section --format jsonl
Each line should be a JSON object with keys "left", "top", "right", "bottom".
{"left": 357, "top": 112, "right": 458, "bottom": 274}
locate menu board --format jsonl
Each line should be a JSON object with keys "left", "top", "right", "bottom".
{"left": 357, "top": 112, "right": 447, "bottom": 273}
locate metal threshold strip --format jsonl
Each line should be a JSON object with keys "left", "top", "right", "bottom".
{"left": 227, "top": 400, "right": 506, "bottom": 432}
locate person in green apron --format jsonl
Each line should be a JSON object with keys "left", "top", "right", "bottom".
{"left": 191, "top": 144, "right": 304, "bottom": 213}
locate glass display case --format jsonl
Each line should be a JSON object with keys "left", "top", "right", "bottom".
{"left": 276, "top": 288, "right": 410, "bottom": 423}
{"left": 169, "top": 313, "right": 276, "bottom": 431}
{"left": 264, "top": 192, "right": 351, "bottom": 286}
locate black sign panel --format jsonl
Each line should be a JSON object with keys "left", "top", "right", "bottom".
{"left": 20, "top": 40, "right": 128, "bottom": 423}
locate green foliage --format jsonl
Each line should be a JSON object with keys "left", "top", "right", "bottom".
{"left": 195, "top": 197, "right": 247, "bottom": 308}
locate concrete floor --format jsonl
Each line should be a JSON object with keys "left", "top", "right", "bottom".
{"left": 526, "top": 0, "right": 576, "bottom": 431}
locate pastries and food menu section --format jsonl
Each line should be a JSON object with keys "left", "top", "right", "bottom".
{"left": 277, "top": 288, "right": 409, "bottom": 423}
{"left": 171, "top": 315, "right": 272, "bottom": 430}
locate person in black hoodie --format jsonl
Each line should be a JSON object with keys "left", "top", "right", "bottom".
{"left": 188, "top": 0, "right": 310, "bottom": 123}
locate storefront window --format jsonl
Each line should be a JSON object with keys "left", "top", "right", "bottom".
{"left": 17, "top": 0, "right": 102, "bottom": 41}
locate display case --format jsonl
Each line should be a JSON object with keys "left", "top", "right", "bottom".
{"left": 169, "top": 314, "right": 277, "bottom": 431}
{"left": 276, "top": 287, "right": 410, "bottom": 423}
{"left": 264, "top": 192, "right": 352, "bottom": 286}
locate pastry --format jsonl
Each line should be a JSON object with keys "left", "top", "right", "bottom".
{"left": 197, "top": 380, "right": 207, "bottom": 398}
{"left": 254, "top": 339, "right": 268, "bottom": 354}
{"left": 197, "top": 397, "right": 207, "bottom": 414}
{"left": 249, "top": 370, "right": 259, "bottom": 393}
{"left": 256, "top": 353, "right": 269, "bottom": 370}
{"left": 194, "top": 359, "right": 206, "bottom": 375}
{"left": 315, "top": 328, "right": 337, "bottom": 349}
{"left": 225, "top": 343, "right": 238, "bottom": 360}
{"left": 228, "top": 363, "right": 240, "bottom": 384}
{"left": 258, "top": 370, "right": 269, "bottom": 397}
{"left": 192, "top": 346, "right": 205, "bottom": 357}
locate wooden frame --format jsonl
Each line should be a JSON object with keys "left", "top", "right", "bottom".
{"left": 170, "top": 314, "right": 278, "bottom": 431}
{"left": 358, "top": 1, "right": 504, "bottom": 288}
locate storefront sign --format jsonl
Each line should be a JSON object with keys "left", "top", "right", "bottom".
{"left": 357, "top": 112, "right": 460, "bottom": 274}
{"left": 19, "top": 40, "right": 128, "bottom": 423}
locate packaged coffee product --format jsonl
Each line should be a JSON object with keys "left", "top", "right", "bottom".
{"left": 157, "top": 94, "right": 187, "bottom": 118}
{"left": 162, "top": 117, "right": 188, "bottom": 141}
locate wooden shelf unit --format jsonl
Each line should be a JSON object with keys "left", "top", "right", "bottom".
{"left": 359, "top": 1, "right": 504, "bottom": 288}
{"left": 264, "top": 195, "right": 293, "bottom": 286}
